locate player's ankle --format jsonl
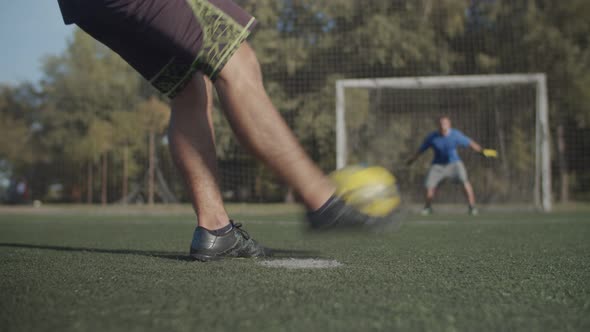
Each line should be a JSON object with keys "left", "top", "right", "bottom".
{"left": 202, "top": 222, "right": 233, "bottom": 235}
{"left": 302, "top": 182, "right": 336, "bottom": 211}
{"left": 197, "top": 213, "right": 231, "bottom": 231}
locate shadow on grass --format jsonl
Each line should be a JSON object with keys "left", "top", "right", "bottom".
{"left": 0, "top": 243, "right": 321, "bottom": 261}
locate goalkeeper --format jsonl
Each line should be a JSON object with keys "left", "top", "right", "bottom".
{"left": 407, "top": 116, "right": 496, "bottom": 215}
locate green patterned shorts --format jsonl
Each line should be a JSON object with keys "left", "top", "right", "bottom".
{"left": 74, "top": 0, "right": 257, "bottom": 98}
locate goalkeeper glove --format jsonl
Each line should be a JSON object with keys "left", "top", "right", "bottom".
{"left": 481, "top": 149, "right": 498, "bottom": 158}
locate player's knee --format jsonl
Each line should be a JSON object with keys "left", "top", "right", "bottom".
{"left": 426, "top": 188, "right": 436, "bottom": 197}
{"left": 171, "top": 73, "right": 210, "bottom": 112}
{"left": 217, "top": 42, "right": 263, "bottom": 87}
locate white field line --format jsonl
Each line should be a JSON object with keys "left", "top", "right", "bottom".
{"left": 258, "top": 258, "right": 343, "bottom": 269}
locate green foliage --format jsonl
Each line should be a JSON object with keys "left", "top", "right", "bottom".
{"left": 137, "top": 97, "right": 170, "bottom": 134}
{"left": 41, "top": 30, "right": 141, "bottom": 161}
{"left": 2, "top": 0, "right": 590, "bottom": 201}
{"left": 0, "top": 112, "right": 31, "bottom": 165}
{"left": 110, "top": 111, "right": 145, "bottom": 180}
{"left": 11, "top": 29, "right": 163, "bottom": 201}
{"left": 467, "top": 0, "right": 590, "bottom": 124}
{"left": 508, "top": 125, "right": 534, "bottom": 175}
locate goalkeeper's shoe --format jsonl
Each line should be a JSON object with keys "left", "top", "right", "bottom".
{"left": 189, "top": 220, "right": 271, "bottom": 261}
{"left": 306, "top": 196, "right": 401, "bottom": 230}
{"left": 420, "top": 207, "right": 433, "bottom": 216}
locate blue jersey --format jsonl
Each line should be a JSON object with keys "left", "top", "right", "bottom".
{"left": 419, "top": 129, "right": 472, "bottom": 165}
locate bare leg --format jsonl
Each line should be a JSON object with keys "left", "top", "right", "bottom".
{"left": 425, "top": 188, "right": 436, "bottom": 208}
{"left": 168, "top": 73, "right": 229, "bottom": 230}
{"left": 214, "top": 43, "right": 333, "bottom": 210}
{"left": 462, "top": 181, "right": 476, "bottom": 207}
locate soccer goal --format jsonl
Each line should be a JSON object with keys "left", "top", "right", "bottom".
{"left": 335, "top": 74, "right": 551, "bottom": 211}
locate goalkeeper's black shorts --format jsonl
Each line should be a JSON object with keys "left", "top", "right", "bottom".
{"left": 57, "top": 0, "right": 257, "bottom": 98}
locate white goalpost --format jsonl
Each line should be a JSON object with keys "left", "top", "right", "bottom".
{"left": 336, "top": 74, "right": 552, "bottom": 212}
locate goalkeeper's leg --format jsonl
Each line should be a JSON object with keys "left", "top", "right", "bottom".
{"left": 455, "top": 161, "right": 477, "bottom": 213}
{"left": 420, "top": 188, "right": 436, "bottom": 215}
{"left": 422, "top": 165, "right": 443, "bottom": 215}
{"left": 462, "top": 182, "right": 476, "bottom": 208}
{"left": 463, "top": 182, "right": 478, "bottom": 215}
{"left": 425, "top": 188, "right": 436, "bottom": 208}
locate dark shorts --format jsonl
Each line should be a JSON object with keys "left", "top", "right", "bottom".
{"left": 58, "top": 0, "right": 256, "bottom": 98}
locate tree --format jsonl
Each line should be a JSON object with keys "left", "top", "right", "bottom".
{"left": 40, "top": 29, "right": 141, "bottom": 202}
{"left": 110, "top": 111, "right": 144, "bottom": 203}
{"left": 65, "top": 119, "right": 114, "bottom": 204}
{"left": 87, "top": 119, "right": 114, "bottom": 205}
{"left": 240, "top": 0, "right": 590, "bottom": 202}
{"left": 137, "top": 97, "right": 170, "bottom": 205}
{"left": 6, "top": 1, "right": 589, "bottom": 203}
{"left": 460, "top": 0, "right": 590, "bottom": 201}
{"left": 0, "top": 112, "right": 31, "bottom": 169}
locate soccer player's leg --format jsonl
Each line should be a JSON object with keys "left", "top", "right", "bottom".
{"left": 169, "top": 74, "right": 226, "bottom": 230}
{"left": 161, "top": 1, "right": 275, "bottom": 259}
{"left": 174, "top": 0, "right": 400, "bottom": 230}
{"left": 189, "top": 0, "right": 334, "bottom": 212}
{"left": 463, "top": 182, "right": 478, "bottom": 215}
{"left": 422, "top": 165, "right": 444, "bottom": 215}
{"left": 215, "top": 44, "right": 402, "bottom": 230}
{"left": 423, "top": 188, "right": 436, "bottom": 216}
{"left": 71, "top": 0, "right": 270, "bottom": 260}
{"left": 170, "top": 75, "right": 269, "bottom": 260}
{"left": 455, "top": 162, "right": 477, "bottom": 215}
{"left": 214, "top": 43, "right": 334, "bottom": 212}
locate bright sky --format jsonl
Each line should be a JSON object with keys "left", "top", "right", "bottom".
{"left": 0, "top": 0, "right": 74, "bottom": 85}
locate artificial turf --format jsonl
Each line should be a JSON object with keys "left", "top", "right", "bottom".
{"left": 0, "top": 208, "right": 589, "bottom": 331}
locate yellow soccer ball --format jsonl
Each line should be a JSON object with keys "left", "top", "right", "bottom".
{"left": 330, "top": 165, "right": 401, "bottom": 217}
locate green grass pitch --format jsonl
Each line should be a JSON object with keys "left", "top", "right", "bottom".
{"left": 1, "top": 207, "right": 589, "bottom": 331}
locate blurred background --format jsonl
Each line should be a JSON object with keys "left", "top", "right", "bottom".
{"left": 0, "top": 0, "right": 589, "bottom": 208}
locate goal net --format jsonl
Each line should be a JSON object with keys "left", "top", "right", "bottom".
{"left": 336, "top": 74, "right": 551, "bottom": 211}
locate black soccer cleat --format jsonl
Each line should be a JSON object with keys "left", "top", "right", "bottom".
{"left": 190, "top": 220, "right": 271, "bottom": 261}
{"left": 306, "top": 195, "right": 401, "bottom": 230}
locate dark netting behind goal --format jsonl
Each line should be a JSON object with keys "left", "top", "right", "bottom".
{"left": 342, "top": 84, "right": 539, "bottom": 208}
{"left": 8, "top": 0, "right": 590, "bottom": 207}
